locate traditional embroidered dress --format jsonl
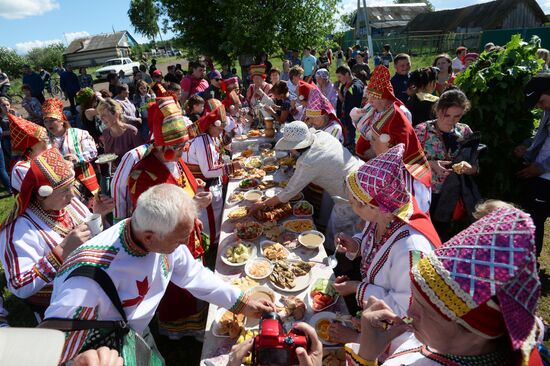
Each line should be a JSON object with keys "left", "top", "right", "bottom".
{"left": 0, "top": 148, "right": 90, "bottom": 315}
{"left": 303, "top": 83, "right": 345, "bottom": 145}
{"left": 7, "top": 113, "right": 48, "bottom": 193}
{"left": 110, "top": 143, "right": 150, "bottom": 223}
{"left": 42, "top": 98, "right": 99, "bottom": 196}
{"left": 345, "top": 337, "right": 514, "bottom": 366}
{"left": 44, "top": 219, "right": 248, "bottom": 364}
{"left": 126, "top": 97, "right": 207, "bottom": 338}
{"left": 345, "top": 207, "right": 543, "bottom": 366}
{"left": 11, "top": 160, "right": 30, "bottom": 193}
{"left": 246, "top": 65, "right": 272, "bottom": 106}
{"left": 183, "top": 103, "right": 233, "bottom": 246}
{"left": 345, "top": 144, "right": 440, "bottom": 314}
{"left": 354, "top": 66, "right": 432, "bottom": 213}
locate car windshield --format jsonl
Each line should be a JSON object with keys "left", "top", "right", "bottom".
{"left": 105, "top": 60, "right": 122, "bottom": 66}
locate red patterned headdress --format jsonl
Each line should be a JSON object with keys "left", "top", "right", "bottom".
{"left": 412, "top": 208, "right": 541, "bottom": 365}
{"left": 42, "top": 98, "right": 67, "bottom": 121}
{"left": 8, "top": 114, "right": 47, "bottom": 154}
{"left": 367, "top": 65, "right": 398, "bottom": 103}
{"left": 297, "top": 80, "right": 318, "bottom": 102}
{"left": 250, "top": 64, "right": 266, "bottom": 79}
{"left": 197, "top": 104, "right": 227, "bottom": 134}
{"left": 149, "top": 97, "right": 189, "bottom": 147}
{"left": 1, "top": 148, "right": 75, "bottom": 230}
{"left": 346, "top": 144, "right": 441, "bottom": 248}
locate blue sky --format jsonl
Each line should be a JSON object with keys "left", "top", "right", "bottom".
{"left": 0, "top": 0, "right": 548, "bottom": 54}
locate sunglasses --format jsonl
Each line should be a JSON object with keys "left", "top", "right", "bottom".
{"left": 214, "top": 78, "right": 222, "bottom": 81}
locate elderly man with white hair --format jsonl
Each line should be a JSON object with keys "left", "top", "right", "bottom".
{"left": 44, "top": 184, "right": 274, "bottom": 363}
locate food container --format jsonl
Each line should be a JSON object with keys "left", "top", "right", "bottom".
{"left": 245, "top": 259, "right": 274, "bottom": 280}
{"left": 298, "top": 230, "right": 325, "bottom": 249}
{"left": 244, "top": 190, "right": 263, "bottom": 202}
{"left": 264, "top": 118, "right": 274, "bottom": 130}
{"left": 293, "top": 200, "right": 314, "bottom": 217}
{"left": 264, "top": 128, "right": 275, "bottom": 138}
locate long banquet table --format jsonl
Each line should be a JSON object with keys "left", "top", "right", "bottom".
{"left": 200, "top": 134, "right": 349, "bottom": 365}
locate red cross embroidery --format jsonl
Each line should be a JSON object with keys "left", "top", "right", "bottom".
{"left": 121, "top": 277, "right": 149, "bottom": 308}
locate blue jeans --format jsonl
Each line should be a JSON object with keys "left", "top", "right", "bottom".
{"left": 0, "top": 141, "right": 12, "bottom": 194}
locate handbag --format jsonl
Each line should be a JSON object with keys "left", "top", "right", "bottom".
{"left": 39, "top": 266, "right": 164, "bottom": 366}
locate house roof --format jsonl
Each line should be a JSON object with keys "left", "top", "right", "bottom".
{"left": 64, "top": 31, "right": 137, "bottom": 55}
{"left": 353, "top": 3, "right": 430, "bottom": 29}
{"left": 406, "top": 0, "right": 547, "bottom": 32}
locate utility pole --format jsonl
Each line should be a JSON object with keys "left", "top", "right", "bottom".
{"left": 362, "top": 0, "right": 374, "bottom": 57}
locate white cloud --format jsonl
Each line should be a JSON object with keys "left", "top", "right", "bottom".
{"left": 64, "top": 31, "right": 90, "bottom": 43}
{"left": 0, "top": 0, "right": 59, "bottom": 20}
{"left": 15, "top": 39, "right": 63, "bottom": 54}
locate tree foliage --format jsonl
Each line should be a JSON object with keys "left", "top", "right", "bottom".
{"left": 455, "top": 35, "right": 543, "bottom": 202}
{"left": 394, "top": 0, "right": 434, "bottom": 11}
{"left": 0, "top": 48, "right": 26, "bottom": 78}
{"left": 128, "top": 0, "right": 161, "bottom": 42}
{"left": 156, "top": 0, "right": 339, "bottom": 63}
{"left": 25, "top": 43, "right": 65, "bottom": 71}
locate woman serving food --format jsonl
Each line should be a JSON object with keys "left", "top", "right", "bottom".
{"left": 248, "top": 121, "right": 363, "bottom": 247}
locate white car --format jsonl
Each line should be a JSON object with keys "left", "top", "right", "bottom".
{"left": 95, "top": 58, "right": 140, "bottom": 80}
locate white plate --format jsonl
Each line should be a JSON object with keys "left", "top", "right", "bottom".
{"left": 244, "top": 156, "right": 263, "bottom": 169}
{"left": 265, "top": 187, "right": 283, "bottom": 198}
{"left": 283, "top": 219, "right": 315, "bottom": 233}
{"left": 220, "top": 241, "right": 257, "bottom": 267}
{"left": 96, "top": 153, "right": 118, "bottom": 164}
{"left": 212, "top": 307, "right": 247, "bottom": 338}
{"left": 226, "top": 190, "right": 245, "bottom": 206}
{"left": 307, "top": 279, "right": 339, "bottom": 312}
{"left": 244, "top": 258, "right": 273, "bottom": 280}
{"left": 260, "top": 240, "right": 290, "bottom": 261}
{"left": 269, "top": 267, "right": 312, "bottom": 293}
{"left": 309, "top": 312, "right": 340, "bottom": 346}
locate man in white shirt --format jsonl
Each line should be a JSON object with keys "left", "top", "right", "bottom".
{"left": 45, "top": 184, "right": 273, "bottom": 363}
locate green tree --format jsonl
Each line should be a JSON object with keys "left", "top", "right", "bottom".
{"left": 455, "top": 35, "right": 543, "bottom": 202}
{"left": 394, "top": 0, "right": 434, "bottom": 11}
{"left": 0, "top": 47, "right": 26, "bottom": 78}
{"left": 25, "top": 43, "right": 65, "bottom": 71}
{"left": 156, "top": 0, "right": 339, "bottom": 63}
{"left": 128, "top": 0, "right": 161, "bottom": 42}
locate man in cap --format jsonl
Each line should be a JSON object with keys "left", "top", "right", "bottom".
{"left": 516, "top": 74, "right": 550, "bottom": 256}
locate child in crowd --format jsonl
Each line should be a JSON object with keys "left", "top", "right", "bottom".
{"left": 405, "top": 67, "right": 439, "bottom": 126}
{"left": 390, "top": 54, "right": 411, "bottom": 104}
{"left": 20, "top": 84, "right": 42, "bottom": 124}
{"left": 133, "top": 79, "right": 155, "bottom": 141}
{"left": 184, "top": 94, "right": 205, "bottom": 122}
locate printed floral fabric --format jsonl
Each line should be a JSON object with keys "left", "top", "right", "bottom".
{"left": 414, "top": 120, "right": 472, "bottom": 193}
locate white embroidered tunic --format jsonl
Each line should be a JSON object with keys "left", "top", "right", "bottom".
{"left": 45, "top": 219, "right": 243, "bottom": 362}
{"left": 0, "top": 197, "right": 90, "bottom": 299}
{"left": 349, "top": 221, "right": 434, "bottom": 317}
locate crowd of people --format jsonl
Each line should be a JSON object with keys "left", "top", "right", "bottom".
{"left": 0, "top": 41, "right": 548, "bottom": 366}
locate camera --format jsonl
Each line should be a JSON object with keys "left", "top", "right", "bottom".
{"left": 252, "top": 312, "right": 309, "bottom": 366}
